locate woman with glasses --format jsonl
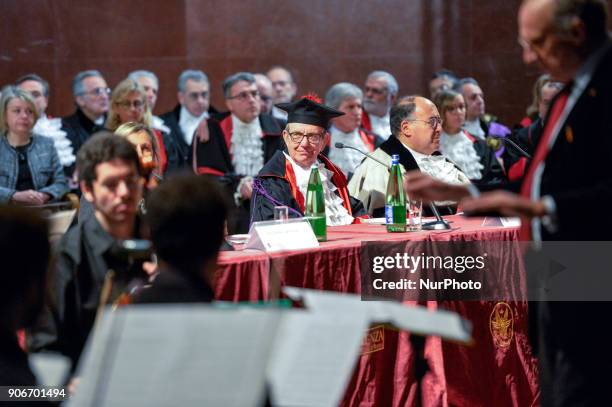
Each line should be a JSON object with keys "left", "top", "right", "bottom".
{"left": 106, "top": 79, "right": 172, "bottom": 175}
{"left": 324, "top": 82, "right": 382, "bottom": 179}
{"left": 435, "top": 90, "right": 505, "bottom": 186}
{"left": 0, "top": 86, "right": 68, "bottom": 204}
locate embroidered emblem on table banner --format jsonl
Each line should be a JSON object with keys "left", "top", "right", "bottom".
{"left": 490, "top": 302, "right": 514, "bottom": 348}
{"left": 361, "top": 325, "right": 385, "bottom": 355}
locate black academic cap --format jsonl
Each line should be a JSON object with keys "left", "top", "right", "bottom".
{"left": 275, "top": 96, "right": 344, "bottom": 128}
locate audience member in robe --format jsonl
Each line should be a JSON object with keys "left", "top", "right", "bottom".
{"left": 429, "top": 69, "right": 458, "bottom": 99}
{"left": 503, "top": 76, "right": 563, "bottom": 181}
{"left": 251, "top": 96, "right": 365, "bottom": 225}
{"left": 194, "top": 72, "right": 284, "bottom": 233}
{"left": 254, "top": 73, "right": 275, "bottom": 116}
{"left": 324, "top": 82, "right": 382, "bottom": 179}
{"left": 159, "top": 70, "right": 217, "bottom": 171}
{"left": 106, "top": 78, "right": 173, "bottom": 175}
{"left": 0, "top": 86, "right": 68, "bottom": 205}
{"left": 16, "top": 73, "right": 76, "bottom": 173}
{"left": 266, "top": 65, "right": 298, "bottom": 121}
{"left": 128, "top": 70, "right": 170, "bottom": 134}
{"left": 29, "top": 134, "right": 144, "bottom": 367}
{"left": 133, "top": 174, "right": 228, "bottom": 303}
{"left": 61, "top": 70, "right": 110, "bottom": 154}
{"left": 435, "top": 90, "right": 506, "bottom": 187}
{"left": 361, "top": 71, "right": 398, "bottom": 140}
{"left": 0, "top": 206, "right": 49, "bottom": 386}
{"left": 348, "top": 96, "right": 470, "bottom": 217}
{"left": 454, "top": 77, "right": 511, "bottom": 152}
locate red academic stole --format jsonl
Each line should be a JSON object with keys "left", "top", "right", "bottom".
{"left": 519, "top": 90, "right": 570, "bottom": 240}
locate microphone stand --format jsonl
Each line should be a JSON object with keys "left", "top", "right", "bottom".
{"left": 335, "top": 142, "right": 450, "bottom": 230}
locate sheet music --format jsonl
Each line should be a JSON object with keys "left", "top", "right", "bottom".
{"left": 68, "top": 305, "right": 281, "bottom": 407}
{"left": 267, "top": 310, "right": 369, "bottom": 407}
{"left": 283, "top": 287, "right": 472, "bottom": 343}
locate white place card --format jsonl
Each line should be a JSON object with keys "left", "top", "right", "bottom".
{"left": 246, "top": 218, "right": 319, "bottom": 252}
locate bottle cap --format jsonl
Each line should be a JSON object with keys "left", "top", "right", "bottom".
{"left": 391, "top": 154, "right": 400, "bottom": 165}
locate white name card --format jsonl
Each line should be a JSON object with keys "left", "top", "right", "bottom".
{"left": 246, "top": 218, "right": 319, "bottom": 252}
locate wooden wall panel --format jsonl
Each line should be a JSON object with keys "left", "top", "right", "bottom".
{"left": 1, "top": 0, "right": 611, "bottom": 124}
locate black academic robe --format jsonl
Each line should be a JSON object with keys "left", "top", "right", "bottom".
{"left": 194, "top": 112, "right": 285, "bottom": 233}
{"left": 132, "top": 268, "right": 214, "bottom": 304}
{"left": 461, "top": 131, "right": 507, "bottom": 188}
{"left": 250, "top": 150, "right": 365, "bottom": 224}
{"left": 376, "top": 136, "right": 458, "bottom": 217}
{"left": 159, "top": 104, "right": 219, "bottom": 172}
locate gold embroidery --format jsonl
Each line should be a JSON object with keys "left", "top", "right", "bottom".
{"left": 361, "top": 325, "right": 385, "bottom": 355}
{"left": 490, "top": 302, "right": 514, "bottom": 348}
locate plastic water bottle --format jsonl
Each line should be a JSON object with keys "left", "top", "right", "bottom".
{"left": 305, "top": 165, "right": 327, "bottom": 241}
{"left": 385, "top": 154, "right": 406, "bottom": 232}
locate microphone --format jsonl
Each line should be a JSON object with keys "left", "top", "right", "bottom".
{"left": 335, "top": 142, "right": 391, "bottom": 169}
{"left": 487, "top": 135, "right": 532, "bottom": 159}
{"left": 335, "top": 142, "right": 450, "bottom": 230}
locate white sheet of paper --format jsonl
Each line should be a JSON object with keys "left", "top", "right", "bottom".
{"left": 267, "top": 310, "right": 369, "bottom": 407}
{"left": 283, "top": 287, "right": 472, "bottom": 343}
{"left": 246, "top": 218, "right": 319, "bottom": 252}
{"left": 29, "top": 353, "right": 71, "bottom": 387}
{"left": 500, "top": 217, "right": 521, "bottom": 227}
{"left": 68, "top": 305, "right": 281, "bottom": 407}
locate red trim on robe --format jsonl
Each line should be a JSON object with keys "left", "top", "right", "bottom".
{"left": 361, "top": 112, "right": 372, "bottom": 132}
{"left": 463, "top": 129, "right": 477, "bottom": 143}
{"left": 219, "top": 115, "right": 233, "bottom": 153}
{"left": 358, "top": 129, "right": 376, "bottom": 152}
{"left": 153, "top": 129, "right": 168, "bottom": 173}
{"left": 508, "top": 157, "right": 528, "bottom": 182}
{"left": 284, "top": 160, "right": 305, "bottom": 212}
{"left": 196, "top": 167, "right": 225, "bottom": 176}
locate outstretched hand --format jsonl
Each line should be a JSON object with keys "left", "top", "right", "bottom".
{"left": 195, "top": 119, "right": 210, "bottom": 142}
{"left": 403, "top": 171, "right": 470, "bottom": 203}
{"left": 462, "top": 190, "right": 547, "bottom": 218}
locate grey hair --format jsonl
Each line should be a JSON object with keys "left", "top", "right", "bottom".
{"left": 367, "top": 71, "right": 399, "bottom": 96}
{"left": 324, "top": 82, "right": 363, "bottom": 110}
{"left": 222, "top": 72, "right": 256, "bottom": 98}
{"left": 72, "top": 70, "right": 104, "bottom": 97}
{"left": 390, "top": 97, "right": 417, "bottom": 137}
{"left": 15, "top": 73, "right": 50, "bottom": 97}
{"left": 554, "top": 0, "right": 608, "bottom": 51}
{"left": 453, "top": 77, "right": 480, "bottom": 93}
{"left": 178, "top": 70, "right": 209, "bottom": 93}
{"left": 128, "top": 70, "right": 159, "bottom": 88}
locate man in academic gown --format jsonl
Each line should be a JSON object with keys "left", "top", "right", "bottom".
{"left": 250, "top": 96, "right": 365, "bottom": 224}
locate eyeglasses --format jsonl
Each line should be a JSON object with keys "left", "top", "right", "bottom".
{"left": 287, "top": 131, "right": 325, "bottom": 144}
{"left": 227, "top": 90, "right": 260, "bottom": 101}
{"left": 364, "top": 86, "right": 387, "bottom": 96}
{"left": 517, "top": 27, "right": 552, "bottom": 53}
{"left": 117, "top": 100, "right": 145, "bottom": 109}
{"left": 408, "top": 116, "right": 443, "bottom": 130}
{"left": 187, "top": 91, "right": 209, "bottom": 101}
{"left": 260, "top": 94, "right": 272, "bottom": 103}
{"left": 79, "top": 87, "right": 111, "bottom": 97}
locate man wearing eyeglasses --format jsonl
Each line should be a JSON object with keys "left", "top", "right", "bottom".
{"left": 61, "top": 70, "right": 110, "bottom": 156}
{"left": 267, "top": 65, "right": 298, "bottom": 121}
{"left": 250, "top": 96, "right": 365, "bottom": 224}
{"left": 362, "top": 70, "right": 399, "bottom": 141}
{"left": 195, "top": 72, "right": 284, "bottom": 233}
{"left": 348, "top": 96, "right": 469, "bottom": 217}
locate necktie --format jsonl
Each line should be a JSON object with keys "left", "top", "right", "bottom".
{"left": 519, "top": 86, "right": 571, "bottom": 240}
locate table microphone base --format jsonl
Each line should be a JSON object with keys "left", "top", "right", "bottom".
{"left": 422, "top": 220, "right": 451, "bottom": 230}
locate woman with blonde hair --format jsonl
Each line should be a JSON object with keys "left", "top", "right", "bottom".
{"left": 0, "top": 86, "right": 68, "bottom": 204}
{"left": 106, "top": 79, "right": 171, "bottom": 174}
{"left": 115, "top": 122, "right": 161, "bottom": 189}
{"left": 435, "top": 89, "right": 505, "bottom": 187}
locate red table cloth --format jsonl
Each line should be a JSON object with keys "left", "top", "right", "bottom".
{"left": 214, "top": 215, "right": 539, "bottom": 406}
